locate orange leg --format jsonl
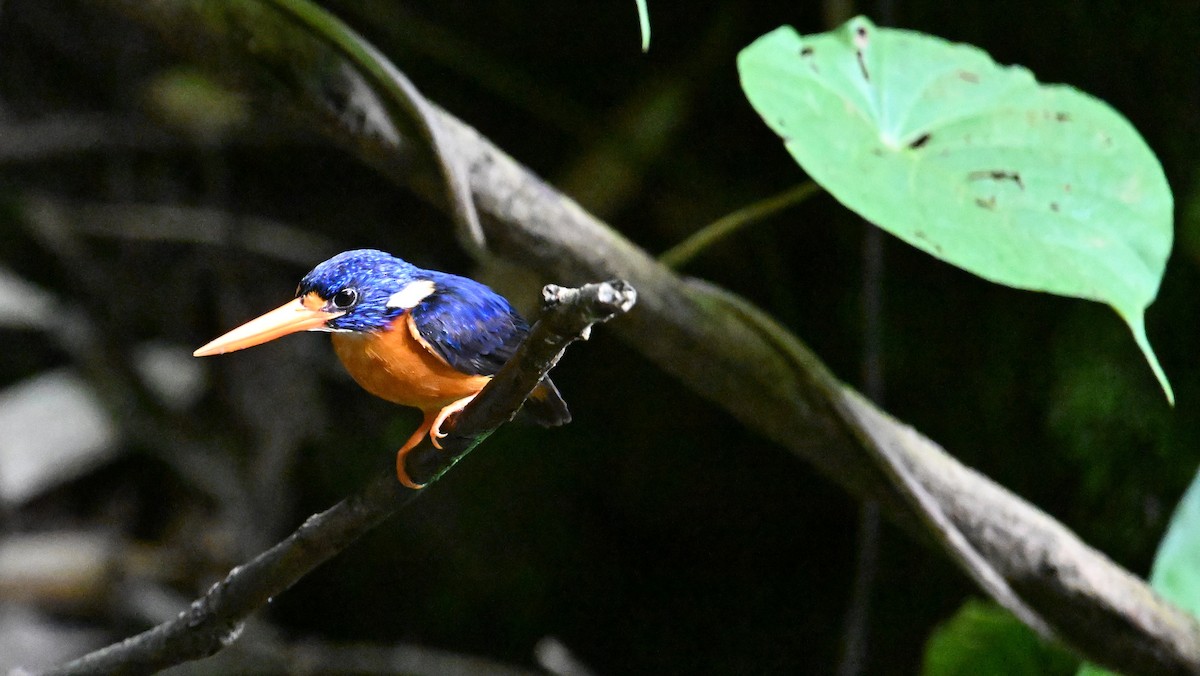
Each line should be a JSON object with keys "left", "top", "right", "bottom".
{"left": 396, "top": 410, "right": 438, "bottom": 489}
{"left": 430, "top": 394, "right": 478, "bottom": 449}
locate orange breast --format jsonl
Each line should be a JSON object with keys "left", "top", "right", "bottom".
{"left": 331, "top": 315, "right": 490, "bottom": 412}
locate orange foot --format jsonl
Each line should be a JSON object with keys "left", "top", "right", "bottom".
{"left": 395, "top": 410, "right": 437, "bottom": 489}
{"left": 430, "top": 394, "right": 478, "bottom": 449}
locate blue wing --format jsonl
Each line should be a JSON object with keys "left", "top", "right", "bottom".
{"left": 409, "top": 273, "right": 529, "bottom": 376}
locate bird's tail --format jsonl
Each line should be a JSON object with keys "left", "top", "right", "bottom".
{"left": 522, "top": 377, "right": 571, "bottom": 427}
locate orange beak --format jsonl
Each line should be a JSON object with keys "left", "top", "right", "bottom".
{"left": 193, "top": 295, "right": 343, "bottom": 357}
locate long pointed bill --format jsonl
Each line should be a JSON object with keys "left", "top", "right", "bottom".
{"left": 193, "top": 297, "right": 343, "bottom": 357}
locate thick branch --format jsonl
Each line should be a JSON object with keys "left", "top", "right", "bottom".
{"left": 76, "top": 2, "right": 1200, "bottom": 674}
{"left": 39, "top": 281, "right": 634, "bottom": 676}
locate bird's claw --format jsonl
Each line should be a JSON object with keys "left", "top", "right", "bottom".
{"left": 430, "top": 394, "right": 477, "bottom": 450}
{"left": 395, "top": 395, "right": 477, "bottom": 487}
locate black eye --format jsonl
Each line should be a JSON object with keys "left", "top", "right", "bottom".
{"left": 331, "top": 288, "right": 358, "bottom": 309}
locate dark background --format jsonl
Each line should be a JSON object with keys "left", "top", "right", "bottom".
{"left": 0, "top": 1, "right": 1197, "bottom": 673}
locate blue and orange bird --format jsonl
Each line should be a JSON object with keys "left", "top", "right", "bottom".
{"left": 193, "top": 249, "right": 570, "bottom": 488}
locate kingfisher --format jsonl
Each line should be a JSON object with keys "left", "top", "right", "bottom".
{"left": 193, "top": 249, "right": 570, "bottom": 488}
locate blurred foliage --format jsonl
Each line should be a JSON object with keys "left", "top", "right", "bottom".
{"left": 144, "top": 68, "right": 248, "bottom": 140}
{"left": 922, "top": 599, "right": 1076, "bottom": 676}
{"left": 0, "top": 0, "right": 1196, "bottom": 673}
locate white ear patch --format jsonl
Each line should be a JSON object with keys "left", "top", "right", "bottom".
{"left": 386, "top": 280, "right": 436, "bottom": 310}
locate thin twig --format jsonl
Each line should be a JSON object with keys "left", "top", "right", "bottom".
{"left": 410, "top": 281, "right": 637, "bottom": 484}
{"left": 37, "top": 280, "right": 636, "bottom": 676}
{"left": 143, "top": 619, "right": 544, "bottom": 676}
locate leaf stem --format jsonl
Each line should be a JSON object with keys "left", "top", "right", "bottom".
{"left": 635, "top": 0, "right": 651, "bottom": 52}
{"left": 659, "top": 181, "right": 820, "bottom": 270}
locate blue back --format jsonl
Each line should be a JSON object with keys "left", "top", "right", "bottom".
{"left": 412, "top": 271, "right": 529, "bottom": 376}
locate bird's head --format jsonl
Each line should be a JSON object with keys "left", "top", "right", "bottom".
{"left": 193, "top": 249, "right": 434, "bottom": 357}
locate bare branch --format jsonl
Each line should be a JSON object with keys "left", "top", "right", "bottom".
{"left": 410, "top": 280, "right": 636, "bottom": 484}
{"left": 139, "top": 618, "right": 545, "bottom": 676}
{"left": 37, "top": 281, "right": 634, "bottom": 676}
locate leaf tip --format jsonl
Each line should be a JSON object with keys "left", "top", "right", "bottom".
{"left": 1127, "top": 313, "right": 1174, "bottom": 406}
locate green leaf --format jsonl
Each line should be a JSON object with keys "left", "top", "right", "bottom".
{"left": 1077, "top": 659, "right": 1115, "bottom": 675}
{"left": 1152, "top": 466, "right": 1200, "bottom": 613}
{"left": 738, "top": 16, "right": 1174, "bottom": 403}
{"left": 635, "top": 0, "right": 651, "bottom": 52}
{"left": 1078, "top": 466, "right": 1200, "bottom": 675}
{"left": 923, "top": 599, "right": 1076, "bottom": 676}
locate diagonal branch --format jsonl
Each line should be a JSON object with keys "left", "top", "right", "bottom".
{"left": 261, "top": 0, "right": 485, "bottom": 255}
{"left": 38, "top": 280, "right": 635, "bottom": 676}
{"left": 76, "top": 2, "right": 1200, "bottom": 674}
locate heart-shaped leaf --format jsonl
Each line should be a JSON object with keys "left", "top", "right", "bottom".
{"left": 738, "top": 17, "right": 1174, "bottom": 402}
